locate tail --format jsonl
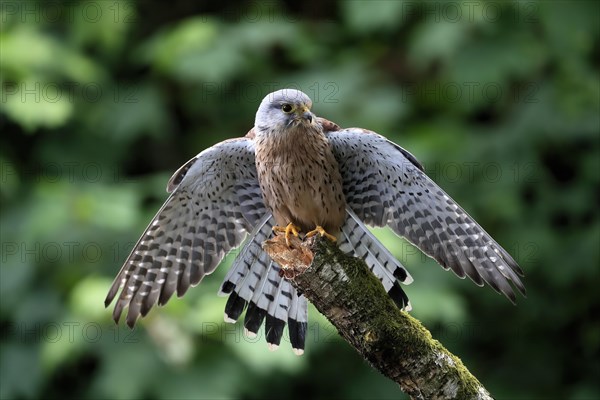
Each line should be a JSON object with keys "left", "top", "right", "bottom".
{"left": 216, "top": 208, "right": 412, "bottom": 353}
{"left": 218, "top": 213, "right": 308, "bottom": 355}
{"left": 338, "top": 207, "right": 413, "bottom": 311}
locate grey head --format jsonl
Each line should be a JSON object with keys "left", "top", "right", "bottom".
{"left": 254, "top": 89, "right": 316, "bottom": 135}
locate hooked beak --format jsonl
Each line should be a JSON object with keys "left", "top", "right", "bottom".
{"left": 287, "top": 107, "right": 315, "bottom": 128}
{"left": 298, "top": 106, "right": 314, "bottom": 124}
{"left": 301, "top": 111, "right": 313, "bottom": 123}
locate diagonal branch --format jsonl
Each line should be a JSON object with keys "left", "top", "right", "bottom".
{"left": 263, "top": 235, "right": 493, "bottom": 400}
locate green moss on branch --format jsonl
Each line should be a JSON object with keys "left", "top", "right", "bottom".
{"left": 264, "top": 236, "right": 492, "bottom": 400}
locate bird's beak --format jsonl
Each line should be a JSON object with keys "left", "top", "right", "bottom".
{"left": 302, "top": 111, "right": 313, "bottom": 124}
{"left": 298, "top": 107, "right": 314, "bottom": 124}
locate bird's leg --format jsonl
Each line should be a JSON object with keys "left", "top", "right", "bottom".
{"left": 305, "top": 226, "right": 337, "bottom": 242}
{"left": 272, "top": 222, "right": 300, "bottom": 247}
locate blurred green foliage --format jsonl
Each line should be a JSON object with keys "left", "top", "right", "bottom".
{"left": 1, "top": 0, "right": 599, "bottom": 399}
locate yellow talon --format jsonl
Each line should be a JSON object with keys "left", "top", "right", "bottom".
{"left": 305, "top": 226, "right": 337, "bottom": 242}
{"left": 272, "top": 222, "right": 300, "bottom": 247}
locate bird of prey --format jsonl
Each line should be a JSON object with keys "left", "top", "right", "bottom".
{"left": 105, "top": 89, "right": 526, "bottom": 355}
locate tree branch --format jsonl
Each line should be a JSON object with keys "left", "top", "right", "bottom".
{"left": 263, "top": 235, "right": 492, "bottom": 400}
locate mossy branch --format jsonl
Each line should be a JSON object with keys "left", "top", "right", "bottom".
{"left": 263, "top": 235, "right": 493, "bottom": 400}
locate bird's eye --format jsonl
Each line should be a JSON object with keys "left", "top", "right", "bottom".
{"left": 281, "top": 104, "right": 293, "bottom": 113}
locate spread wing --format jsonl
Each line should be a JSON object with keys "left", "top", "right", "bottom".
{"left": 327, "top": 129, "right": 526, "bottom": 301}
{"left": 105, "top": 138, "right": 268, "bottom": 327}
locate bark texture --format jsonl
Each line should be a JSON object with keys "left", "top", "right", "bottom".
{"left": 263, "top": 235, "right": 493, "bottom": 400}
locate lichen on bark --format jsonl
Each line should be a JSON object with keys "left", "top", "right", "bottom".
{"left": 263, "top": 235, "right": 493, "bottom": 400}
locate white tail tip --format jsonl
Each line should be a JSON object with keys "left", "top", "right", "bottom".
{"left": 224, "top": 313, "right": 236, "bottom": 324}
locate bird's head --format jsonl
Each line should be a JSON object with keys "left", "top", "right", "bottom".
{"left": 254, "top": 89, "right": 317, "bottom": 135}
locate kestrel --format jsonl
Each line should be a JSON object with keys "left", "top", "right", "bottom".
{"left": 105, "top": 89, "right": 526, "bottom": 355}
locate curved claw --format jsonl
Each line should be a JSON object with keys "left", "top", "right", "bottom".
{"left": 272, "top": 223, "right": 301, "bottom": 247}
{"left": 305, "top": 226, "right": 337, "bottom": 242}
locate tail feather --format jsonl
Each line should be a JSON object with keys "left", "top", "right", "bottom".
{"left": 218, "top": 213, "right": 308, "bottom": 354}
{"left": 340, "top": 208, "right": 413, "bottom": 310}
{"left": 218, "top": 214, "right": 272, "bottom": 297}
{"left": 287, "top": 291, "right": 308, "bottom": 355}
{"left": 219, "top": 208, "right": 412, "bottom": 351}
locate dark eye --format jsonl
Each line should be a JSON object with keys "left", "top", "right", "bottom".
{"left": 281, "top": 104, "right": 293, "bottom": 113}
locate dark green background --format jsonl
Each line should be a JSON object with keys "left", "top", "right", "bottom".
{"left": 1, "top": 1, "right": 598, "bottom": 399}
